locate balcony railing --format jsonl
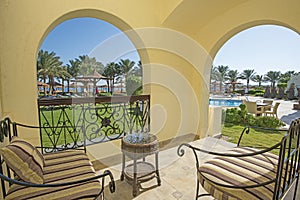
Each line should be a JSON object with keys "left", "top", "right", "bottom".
{"left": 37, "top": 95, "right": 150, "bottom": 153}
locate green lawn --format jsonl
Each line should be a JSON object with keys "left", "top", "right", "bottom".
{"left": 221, "top": 123, "right": 287, "bottom": 155}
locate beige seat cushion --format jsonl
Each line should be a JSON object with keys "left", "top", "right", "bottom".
{"left": 198, "top": 147, "right": 278, "bottom": 200}
{"left": 0, "top": 137, "right": 44, "bottom": 184}
{"left": 5, "top": 150, "right": 102, "bottom": 200}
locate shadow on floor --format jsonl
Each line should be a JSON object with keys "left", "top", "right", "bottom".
{"left": 104, "top": 179, "right": 160, "bottom": 200}
{"left": 280, "top": 110, "right": 300, "bottom": 125}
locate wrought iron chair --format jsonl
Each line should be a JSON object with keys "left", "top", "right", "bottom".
{"left": 0, "top": 117, "right": 115, "bottom": 199}
{"left": 178, "top": 118, "right": 300, "bottom": 200}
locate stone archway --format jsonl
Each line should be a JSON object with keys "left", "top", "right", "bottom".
{"left": 38, "top": 9, "right": 149, "bottom": 71}
{"left": 210, "top": 20, "right": 300, "bottom": 59}
{"left": 2, "top": 1, "right": 300, "bottom": 144}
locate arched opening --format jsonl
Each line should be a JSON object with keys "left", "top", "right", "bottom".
{"left": 35, "top": 14, "right": 151, "bottom": 157}
{"left": 212, "top": 24, "right": 300, "bottom": 97}
{"left": 38, "top": 17, "right": 142, "bottom": 97}
{"left": 208, "top": 24, "right": 300, "bottom": 138}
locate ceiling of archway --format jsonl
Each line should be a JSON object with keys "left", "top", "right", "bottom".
{"left": 162, "top": 0, "right": 247, "bottom": 33}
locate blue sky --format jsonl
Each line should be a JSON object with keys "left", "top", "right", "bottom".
{"left": 213, "top": 25, "right": 300, "bottom": 76}
{"left": 41, "top": 18, "right": 300, "bottom": 77}
{"left": 40, "top": 18, "right": 140, "bottom": 66}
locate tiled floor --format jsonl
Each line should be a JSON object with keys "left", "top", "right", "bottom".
{"left": 98, "top": 98, "right": 300, "bottom": 199}
{"left": 99, "top": 137, "right": 236, "bottom": 200}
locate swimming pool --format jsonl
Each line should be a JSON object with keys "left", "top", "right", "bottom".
{"left": 209, "top": 98, "right": 242, "bottom": 107}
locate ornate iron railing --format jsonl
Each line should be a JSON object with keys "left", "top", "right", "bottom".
{"left": 37, "top": 95, "right": 150, "bottom": 152}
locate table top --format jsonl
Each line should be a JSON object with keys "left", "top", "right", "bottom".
{"left": 256, "top": 102, "right": 269, "bottom": 106}
{"left": 122, "top": 133, "right": 158, "bottom": 156}
{"left": 123, "top": 133, "right": 157, "bottom": 145}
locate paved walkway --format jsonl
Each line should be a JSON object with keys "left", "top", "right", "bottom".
{"left": 242, "top": 96, "right": 300, "bottom": 126}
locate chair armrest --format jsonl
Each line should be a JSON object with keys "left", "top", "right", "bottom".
{"left": 237, "top": 126, "right": 288, "bottom": 147}
{"left": 0, "top": 169, "right": 115, "bottom": 193}
{"left": 177, "top": 139, "right": 282, "bottom": 169}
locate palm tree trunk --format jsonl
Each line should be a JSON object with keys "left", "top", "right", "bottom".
{"left": 106, "top": 79, "right": 110, "bottom": 93}
{"left": 49, "top": 76, "right": 55, "bottom": 95}
{"left": 219, "top": 82, "right": 222, "bottom": 94}
{"left": 43, "top": 76, "right": 46, "bottom": 95}
{"left": 112, "top": 78, "right": 115, "bottom": 94}
{"left": 67, "top": 80, "right": 70, "bottom": 93}
{"left": 62, "top": 78, "right": 65, "bottom": 93}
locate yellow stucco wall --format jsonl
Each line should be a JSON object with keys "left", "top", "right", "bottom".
{"left": 0, "top": 0, "right": 299, "bottom": 160}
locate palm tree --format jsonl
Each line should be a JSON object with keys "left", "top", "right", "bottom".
{"left": 264, "top": 71, "right": 281, "bottom": 88}
{"left": 78, "top": 55, "right": 104, "bottom": 76}
{"left": 65, "top": 59, "right": 81, "bottom": 92}
{"left": 118, "top": 59, "right": 135, "bottom": 80}
{"left": 132, "top": 60, "right": 143, "bottom": 77}
{"left": 210, "top": 66, "right": 218, "bottom": 81}
{"left": 279, "top": 70, "right": 296, "bottom": 84}
{"left": 117, "top": 59, "right": 136, "bottom": 93}
{"left": 103, "top": 62, "right": 121, "bottom": 93}
{"left": 213, "top": 65, "right": 229, "bottom": 93}
{"left": 38, "top": 64, "right": 71, "bottom": 94}
{"left": 227, "top": 70, "right": 240, "bottom": 92}
{"left": 37, "top": 50, "right": 63, "bottom": 94}
{"left": 251, "top": 75, "right": 264, "bottom": 87}
{"left": 240, "top": 69, "right": 256, "bottom": 90}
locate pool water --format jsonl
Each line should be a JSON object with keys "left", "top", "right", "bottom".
{"left": 209, "top": 99, "right": 242, "bottom": 107}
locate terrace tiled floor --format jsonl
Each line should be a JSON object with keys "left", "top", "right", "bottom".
{"left": 98, "top": 98, "right": 300, "bottom": 199}
{"left": 99, "top": 137, "right": 236, "bottom": 200}
{"left": 99, "top": 137, "right": 300, "bottom": 200}
{"left": 99, "top": 136, "right": 300, "bottom": 200}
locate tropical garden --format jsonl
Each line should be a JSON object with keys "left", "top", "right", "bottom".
{"left": 37, "top": 50, "right": 143, "bottom": 97}
{"left": 211, "top": 65, "right": 299, "bottom": 152}
{"left": 211, "top": 65, "right": 299, "bottom": 99}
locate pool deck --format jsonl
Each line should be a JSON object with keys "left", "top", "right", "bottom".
{"left": 240, "top": 96, "right": 300, "bottom": 126}
{"left": 210, "top": 94, "right": 300, "bottom": 126}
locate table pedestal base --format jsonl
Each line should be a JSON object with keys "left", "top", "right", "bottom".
{"left": 120, "top": 153, "right": 161, "bottom": 197}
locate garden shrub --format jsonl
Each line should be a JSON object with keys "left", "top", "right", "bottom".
{"left": 255, "top": 92, "right": 264, "bottom": 96}
{"left": 248, "top": 89, "right": 256, "bottom": 95}
{"left": 277, "top": 83, "right": 287, "bottom": 88}
{"left": 98, "top": 92, "right": 112, "bottom": 97}
{"left": 254, "top": 116, "right": 285, "bottom": 128}
{"left": 224, "top": 104, "right": 285, "bottom": 128}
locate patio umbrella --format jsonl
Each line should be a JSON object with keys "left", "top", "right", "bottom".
{"left": 37, "top": 81, "right": 49, "bottom": 94}
{"left": 37, "top": 81, "right": 49, "bottom": 87}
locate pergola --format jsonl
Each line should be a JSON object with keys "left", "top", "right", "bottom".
{"left": 74, "top": 69, "right": 107, "bottom": 96}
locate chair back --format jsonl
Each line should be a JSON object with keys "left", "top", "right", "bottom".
{"left": 273, "top": 102, "right": 280, "bottom": 112}
{"left": 274, "top": 118, "right": 300, "bottom": 199}
{"left": 244, "top": 101, "right": 258, "bottom": 114}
